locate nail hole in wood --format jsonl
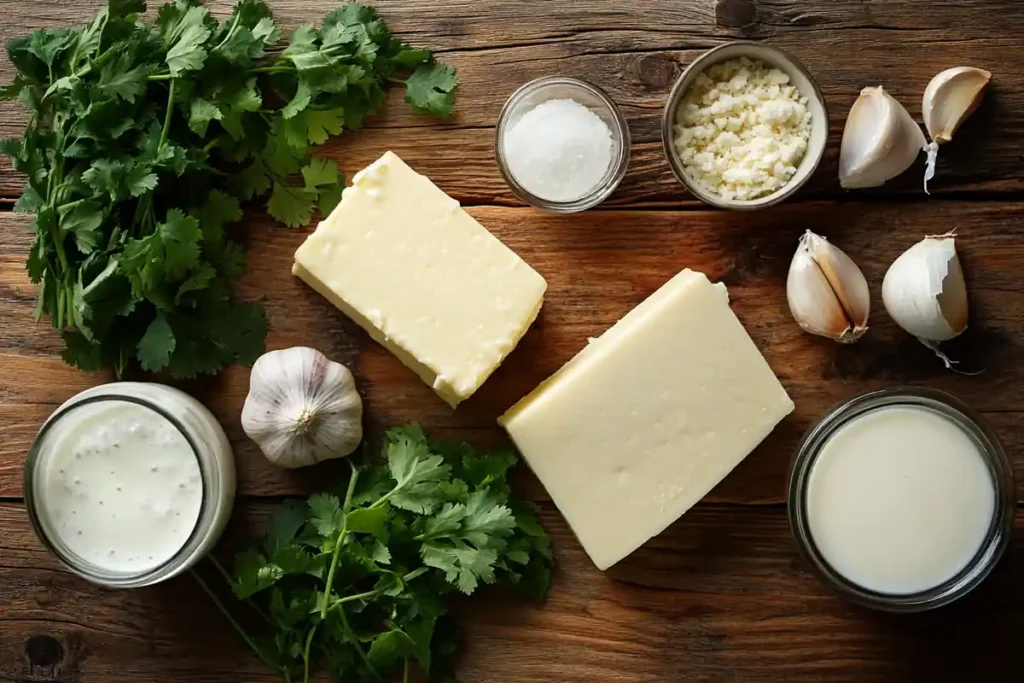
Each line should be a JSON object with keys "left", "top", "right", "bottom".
{"left": 26, "top": 635, "right": 63, "bottom": 668}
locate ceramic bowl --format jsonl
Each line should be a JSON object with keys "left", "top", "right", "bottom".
{"left": 661, "top": 41, "right": 828, "bottom": 210}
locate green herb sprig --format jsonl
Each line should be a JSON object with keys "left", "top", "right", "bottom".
{"left": 197, "top": 425, "right": 552, "bottom": 683}
{"left": 1, "top": 0, "right": 458, "bottom": 378}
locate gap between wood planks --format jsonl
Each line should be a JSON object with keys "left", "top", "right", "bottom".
{"left": 1, "top": 192, "right": 1023, "bottom": 214}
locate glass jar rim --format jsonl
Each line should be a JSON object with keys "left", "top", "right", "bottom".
{"left": 787, "top": 387, "right": 1015, "bottom": 612}
{"left": 24, "top": 391, "right": 209, "bottom": 588}
{"left": 494, "top": 75, "right": 631, "bottom": 213}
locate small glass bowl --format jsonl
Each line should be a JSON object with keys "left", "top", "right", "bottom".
{"left": 787, "top": 388, "right": 1015, "bottom": 612}
{"left": 495, "top": 76, "right": 631, "bottom": 213}
{"left": 24, "top": 382, "right": 236, "bottom": 588}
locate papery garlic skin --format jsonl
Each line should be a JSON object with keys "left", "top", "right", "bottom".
{"left": 882, "top": 235, "right": 968, "bottom": 343}
{"left": 787, "top": 230, "right": 870, "bottom": 343}
{"left": 241, "top": 347, "right": 363, "bottom": 468}
{"left": 840, "top": 86, "right": 926, "bottom": 189}
{"left": 922, "top": 67, "right": 991, "bottom": 192}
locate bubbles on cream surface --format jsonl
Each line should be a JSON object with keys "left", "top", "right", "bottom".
{"left": 36, "top": 401, "right": 203, "bottom": 573}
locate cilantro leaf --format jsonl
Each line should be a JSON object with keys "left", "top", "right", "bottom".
{"left": 308, "top": 493, "right": 343, "bottom": 537}
{"left": 386, "top": 430, "right": 451, "bottom": 514}
{"left": 265, "top": 500, "right": 307, "bottom": 557}
{"left": 318, "top": 185, "right": 343, "bottom": 216}
{"left": 421, "top": 543, "right": 499, "bottom": 595}
{"left": 234, "top": 549, "right": 283, "bottom": 599}
{"left": 301, "top": 157, "right": 339, "bottom": 190}
{"left": 137, "top": 311, "right": 176, "bottom": 371}
{"left": 162, "top": 5, "right": 212, "bottom": 76}
{"left": 82, "top": 159, "right": 158, "bottom": 201}
{"left": 58, "top": 200, "right": 103, "bottom": 253}
{"left": 405, "top": 63, "right": 459, "bottom": 118}
{"left": 304, "top": 108, "right": 346, "bottom": 145}
{"left": 345, "top": 505, "right": 389, "bottom": 540}
{"left": 122, "top": 209, "right": 203, "bottom": 298}
{"left": 267, "top": 182, "right": 316, "bottom": 228}
{"left": 61, "top": 331, "right": 105, "bottom": 372}
{"left": 188, "top": 98, "right": 222, "bottom": 136}
{"left": 231, "top": 160, "right": 273, "bottom": 200}
{"left": 99, "top": 51, "right": 152, "bottom": 103}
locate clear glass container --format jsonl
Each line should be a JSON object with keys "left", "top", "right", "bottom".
{"left": 495, "top": 76, "right": 631, "bottom": 212}
{"left": 25, "top": 382, "right": 236, "bottom": 588}
{"left": 788, "top": 388, "right": 1014, "bottom": 612}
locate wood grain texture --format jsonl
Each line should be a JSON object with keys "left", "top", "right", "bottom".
{"left": 0, "top": 500, "right": 1021, "bottom": 683}
{"left": 0, "top": 0, "right": 1023, "bottom": 203}
{"left": 1, "top": 1, "right": 1024, "bottom": 682}
{"left": 2, "top": 202, "right": 1024, "bottom": 502}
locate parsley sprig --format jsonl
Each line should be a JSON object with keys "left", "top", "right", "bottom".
{"left": 196, "top": 425, "right": 552, "bottom": 683}
{"left": 1, "top": 0, "right": 458, "bottom": 378}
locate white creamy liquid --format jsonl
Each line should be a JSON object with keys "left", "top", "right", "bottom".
{"left": 806, "top": 405, "right": 995, "bottom": 595}
{"left": 36, "top": 401, "right": 203, "bottom": 574}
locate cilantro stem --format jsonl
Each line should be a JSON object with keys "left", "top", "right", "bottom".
{"left": 385, "top": 76, "right": 407, "bottom": 85}
{"left": 301, "top": 623, "right": 317, "bottom": 683}
{"left": 343, "top": 460, "right": 360, "bottom": 511}
{"left": 148, "top": 73, "right": 172, "bottom": 81}
{"left": 250, "top": 65, "right": 295, "bottom": 75}
{"left": 403, "top": 659, "right": 410, "bottom": 683}
{"left": 190, "top": 569, "right": 286, "bottom": 679}
{"left": 319, "top": 524, "right": 348, "bottom": 619}
{"left": 213, "top": 13, "right": 243, "bottom": 53}
{"left": 330, "top": 588, "right": 380, "bottom": 607}
{"left": 319, "top": 462, "right": 361, "bottom": 619}
{"left": 338, "top": 603, "right": 383, "bottom": 683}
{"left": 159, "top": 79, "right": 176, "bottom": 149}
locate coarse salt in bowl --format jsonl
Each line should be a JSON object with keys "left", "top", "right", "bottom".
{"left": 496, "top": 76, "right": 630, "bottom": 213}
{"left": 662, "top": 42, "right": 828, "bottom": 210}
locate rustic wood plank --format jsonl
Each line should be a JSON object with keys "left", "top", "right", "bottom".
{"left": 0, "top": 0, "right": 1022, "bottom": 203}
{"left": 2, "top": 202, "right": 1023, "bottom": 502}
{"left": 0, "top": 500, "right": 1020, "bottom": 682}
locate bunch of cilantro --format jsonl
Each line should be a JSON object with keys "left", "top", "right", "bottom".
{"left": 0, "top": 0, "right": 458, "bottom": 378}
{"left": 195, "top": 425, "right": 552, "bottom": 683}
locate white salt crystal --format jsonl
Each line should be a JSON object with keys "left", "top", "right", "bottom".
{"left": 502, "top": 98, "right": 614, "bottom": 203}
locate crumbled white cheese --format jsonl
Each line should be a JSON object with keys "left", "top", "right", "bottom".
{"left": 672, "top": 57, "right": 812, "bottom": 201}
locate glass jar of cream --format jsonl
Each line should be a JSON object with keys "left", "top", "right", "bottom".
{"left": 24, "top": 382, "right": 236, "bottom": 588}
{"left": 788, "top": 387, "right": 1014, "bottom": 612}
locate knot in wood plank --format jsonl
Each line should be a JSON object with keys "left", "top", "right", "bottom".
{"left": 637, "top": 54, "right": 678, "bottom": 91}
{"left": 715, "top": 0, "right": 758, "bottom": 30}
{"left": 26, "top": 635, "right": 63, "bottom": 668}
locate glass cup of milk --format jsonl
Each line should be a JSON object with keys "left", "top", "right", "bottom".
{"left": 24, "top": 382, "right": 236, "bottom": 588}
{"left": 788, "top": 388, "right": 1015, "bottom": 612}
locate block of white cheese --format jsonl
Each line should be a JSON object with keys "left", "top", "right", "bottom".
{"left": 293, "top": 151, "right": 547, "bottom": 407}
{"left": 499, "top": 269, "right": 794, "bottom": 570}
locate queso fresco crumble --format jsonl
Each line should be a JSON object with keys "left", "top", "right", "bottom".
{"left": 672, "top": 57, "right": 812, "bottom": 201}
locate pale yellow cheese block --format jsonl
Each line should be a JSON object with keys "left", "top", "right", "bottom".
{"left": 499, "top": 269, "right": 794, "bottom": 570}
{"left": 293, "top": 151, "right": 547, "bottom": 407}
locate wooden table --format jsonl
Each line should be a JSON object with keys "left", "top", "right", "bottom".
{"left": 1, "top": 0, "right": 1023, "bottom": 681}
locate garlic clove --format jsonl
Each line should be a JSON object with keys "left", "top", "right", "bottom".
{"left": 882, "top": 234, "right": 968, "bottom": 344}
{"left": 839, "top": 87, "right": 925, "bottom": 189}
{"left": 241, "top": 347, "right": 364, "bottom": 468}
{"left": 922, "top": 67, "right": 991, "bottom": 192}
{"left": 787, "top": 230, "right": 870, "bottom": 343}
{"left": 923, "top": 67, "right": 991, "bottom": 144}
{"left": 840, "top": 87, "right": 899, "bottom": 184}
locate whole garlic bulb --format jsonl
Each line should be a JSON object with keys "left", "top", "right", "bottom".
{"left": 241, "top": 347, "right": 363, "bottom": 468}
